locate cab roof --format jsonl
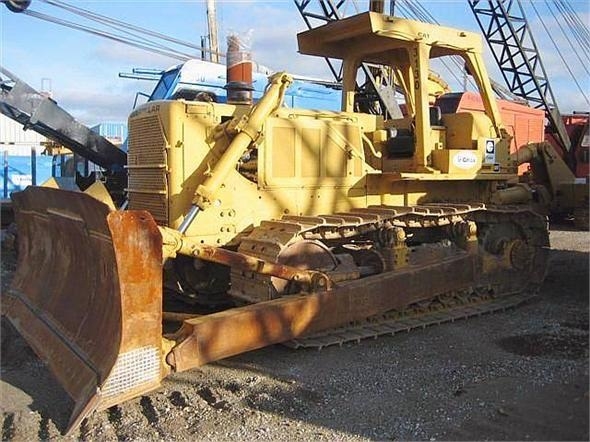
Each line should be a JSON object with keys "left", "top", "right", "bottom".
{"left": 297, "top": 12, "right": 483, "bottom": 64}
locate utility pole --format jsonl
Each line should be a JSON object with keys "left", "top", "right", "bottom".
{"left": 207, "top": 0, "right": 220, "bottom": 63}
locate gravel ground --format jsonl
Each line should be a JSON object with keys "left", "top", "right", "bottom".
{"left": 1, "top": 224, "right": 588, "bottom": 441}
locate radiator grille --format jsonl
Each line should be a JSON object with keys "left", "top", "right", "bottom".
{"left": 127, "top": 114, "right": 169, "bottom": 225}
{"left": 129, "top": 193, "right": 168, "bottom": 224}
{"left": 128, "top": 169, "right": 166, "bottom": 189}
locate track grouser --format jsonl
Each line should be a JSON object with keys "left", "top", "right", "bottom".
{"left": 5, "top": 12, "right": 549, "bottom": 435}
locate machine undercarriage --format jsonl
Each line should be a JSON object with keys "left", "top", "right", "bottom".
{"left": 3, "top": 10, "right": 552, "bottom": 436}
{"left": 231, "top": 203, "right": 549, "bottom": 347}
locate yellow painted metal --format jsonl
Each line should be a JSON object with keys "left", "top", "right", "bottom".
{"left": 6, "top": 11, "right": 552, "bottom": 436}
{"left": 123, "top": 13, "right": 524, "bottom": 247}
{"left": 193, "top": 72, "right": 293, "bottom": 210}
{"left": 298, "top": 12, "right": 512, "bottom": 176}
{"left": 83, "top": 181, "right": 116, "bottom": 211}
{"left": 427, "top": 71, "right": 450, "bottom": 103}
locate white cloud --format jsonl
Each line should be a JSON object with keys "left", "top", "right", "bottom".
{"left": 55, "top": 81, "right": 153, "bottom": 125}
{"left": 3, "top": 0, "right": 588, "bottom": 124}
{"left": 219, "top": 3, "right": 334, "bottom": 79}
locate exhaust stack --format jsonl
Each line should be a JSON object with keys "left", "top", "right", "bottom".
{"left": 225, "top": 34, "right": 254, "bottom": 105}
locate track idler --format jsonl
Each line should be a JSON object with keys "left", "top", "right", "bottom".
{"left": 2, "top": 187, "right": 549, "bottom": 436}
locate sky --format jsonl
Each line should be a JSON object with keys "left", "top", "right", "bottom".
{"left": 1, "top": 0, "right": 589, "bottom": 126}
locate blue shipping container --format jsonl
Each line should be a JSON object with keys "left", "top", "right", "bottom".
{"left": 1, "top": 155, "right": 54, "bottom": 197}
{"left": 91, "top": 122, "right": 128, "bottom": 141}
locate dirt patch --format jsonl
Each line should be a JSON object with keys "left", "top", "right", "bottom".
{"left": 497, "top": 332, "right": 589, "bottom": 360}
{"left": 1, "top": 226, "right": 588, "bottom": 441}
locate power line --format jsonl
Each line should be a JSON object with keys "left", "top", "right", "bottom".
{"left": 12, "top": 0, "right": 227, "bottom": 63}
{"left": 395, "top": 0, "right": 476, "bottom": 90}
{"left": 544, "top": 0, "right": 590, "bottom": 70}
{"left": 23, "top": 9, "right": 193, "bottom": 61}
{"left": 529, "top": 1, "right": 590, "bottom": 107}
{"left": 39, "top": 0, "right": 224, "bottom": 58}
{"left": 555, "top": 0, "right": 590, "bottom": 47}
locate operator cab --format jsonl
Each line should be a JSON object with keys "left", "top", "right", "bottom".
{"left": 298, "top": 12, "right": 513, "bottom": 177}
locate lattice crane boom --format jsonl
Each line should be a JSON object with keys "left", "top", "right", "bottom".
{"left": 293, "top": 0, "right": 403, "bottom": 118}
{"left": 468, "top": 0, "right": 572, "bottom": 152}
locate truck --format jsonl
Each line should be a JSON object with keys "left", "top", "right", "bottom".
{"left": 3, "top": 11, "right": 549, "bottom": 435}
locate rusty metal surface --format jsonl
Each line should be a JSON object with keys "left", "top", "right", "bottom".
{"left": 3, "top": 187, "right": 164, "bottom": 434}
{"left": 189, "top": 243, "right": 332, "bottom": 291}
{"left": 163, "top": 312, "right": 203, "bottom": 322}
{"left": 96, "top": 210, "right": 164, "bottom": 412}
{"left": 286, "top": 290, "right": 534, "bottom": 349}
{"left": 273, "top": 240, "right": 340, "bottom": 294}
{"left": 5, "top": 187, "right": 121, "bottom": 429}
{"left": 166, "top": 252, "right": 475, "bottom": 372}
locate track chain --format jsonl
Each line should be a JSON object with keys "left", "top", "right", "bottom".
{"left": 231, "top": 202, "right": 546, "bottom": 302}
{"left": 284, "top": 290, "right": 535, "bottom": 349}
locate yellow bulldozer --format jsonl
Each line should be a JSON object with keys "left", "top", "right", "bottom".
{"left": 3, "top": 12, "right": 549, "bottom": 434}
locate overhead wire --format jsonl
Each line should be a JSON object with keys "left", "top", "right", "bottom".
{"left": 544, "top": 0, "right": 590, "bottom": 69}
{"left": 38, "top": 0, "right": 223, "bottom": 58}
{"left": 22, "top": 9, "right": 193, "bottom": 61}
{"left": 400, "top": 0, "right": 477, "bottom": 89}
{"left": 12, "top": 0, "right": 224, "bottom": 62}
{"left": 419, "top": 0, "right": 590, "bottom": 108}
{"left": 343, "top": 0, "right": 362, "bottom": 17}
{"left": 552, "top": 0, "right": 588, "bottom": 48}
{"left": 37, "top": 0, "right": 182, "bottom": 53}
{"left": 529, "top": 1, "right": 590, "bottom": 107}
{"left": 407, "top": 0, "right": 478, "bottom": 87}
{"left": 555, "top": 0, "right": 590, "bottom": 47}
{"left": 14, "top": 0, "right": 589, "bottom": 109}
{"left": 393, "top": 0, "right": 474, "bottom": 90}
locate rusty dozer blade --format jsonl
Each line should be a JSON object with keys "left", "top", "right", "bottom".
{"left": 3, "top": 187, "right": 164, "bottom": 435}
